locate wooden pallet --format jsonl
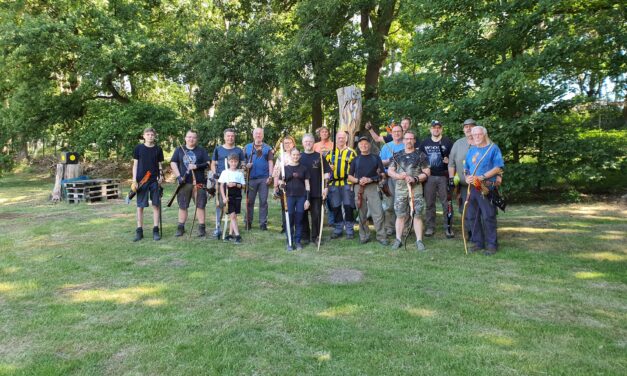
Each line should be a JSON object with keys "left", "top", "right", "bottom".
{"left": 64, "top": 179, "right": 121, "bottom": 203}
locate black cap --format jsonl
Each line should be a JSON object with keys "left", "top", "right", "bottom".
{"left": 431, "top": 120, "right": 442, "bottom": 127}
{"left": 463, "top": 118, "right": 476, "bottom": 126}
{"left": 357, "top": 136, "right": 370, "bottom": 143}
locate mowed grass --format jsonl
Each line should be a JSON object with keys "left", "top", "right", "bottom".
{"left": 0, "top": 172, "right": 625, "bottom": 375}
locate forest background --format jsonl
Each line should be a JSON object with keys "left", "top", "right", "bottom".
{"left": 1, "top": 0, "right": 625, "bottom": 199}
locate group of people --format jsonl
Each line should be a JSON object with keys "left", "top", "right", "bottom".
{"left": 130, "top": 117, "right": 505, "bottom": 255}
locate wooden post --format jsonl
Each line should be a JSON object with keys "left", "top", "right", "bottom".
{"left": 51, "top": 163, "right": 82, "bottom": 202}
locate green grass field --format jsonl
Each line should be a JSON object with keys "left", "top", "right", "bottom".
{"left": 0, "top": 172, "right": 626, "bottom": 375}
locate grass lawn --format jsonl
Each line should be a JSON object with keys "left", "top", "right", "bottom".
{"left": 0, "top": 171, "right": 625, "bottom": 375}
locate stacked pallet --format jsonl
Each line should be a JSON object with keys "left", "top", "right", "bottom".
{"left": 64, "top": 179, "right": 121, "bottom": 203}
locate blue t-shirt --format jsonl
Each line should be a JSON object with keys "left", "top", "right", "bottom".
{"left": 244, "top": 143, "right": 273, "bottom": 179}
{"left": 213, "top": 145, "right": 245, "bottom": 176}
{"left": 464, "top": 143, "right": 505, "bottom": 183}
{"left": 379, "top": 141, "right": 405, "bottom": 171}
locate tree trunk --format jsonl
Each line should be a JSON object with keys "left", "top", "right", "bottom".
{"left": 360, "top": 0, "right": 398, "bottom": 129}
{"left": 312, "top": 93, "right": 323, "bottom": 132}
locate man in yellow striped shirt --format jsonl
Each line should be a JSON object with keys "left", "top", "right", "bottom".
{"left": 326, "top": 131, "right": 357, "bottom": 239}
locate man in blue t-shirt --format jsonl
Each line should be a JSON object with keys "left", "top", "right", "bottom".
{"left": 211, "top": 128, "right": 245, "bottom": 238}
{"left": 379, "top": 124, "right": 405, "bottom": 236}
{"left": 464, "top": 126, "right": 505, "bottom": 256}
{"left": 243, "top": 127, "right": 274, "bottom": 230}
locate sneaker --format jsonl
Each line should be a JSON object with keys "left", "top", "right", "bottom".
{"left": 197, "top": 225, "right": 206, "bottom": 238}
{"left": 483, "top": 246, "right": 497, "bottom": 256}
{"left": 175, "top": 224, "right": 185, "bottom": 237}
{"left": 212, "top": 229, "right": 221, "bottom": 239}
{"left": 286, "top": 245, "right": 294, "bottom": 252}
{"left": 445, "top": 229, "right": 455, "bottom": 239}
{"left": 296, "top": 243, "right": 303, "bottom": 250}
{"left": 391, "top": 238, "right": 402, "bottom": 250}
{"left": 330, "top": 233, "right": 341, "bottom": 239}
{"left": 416, "top": 240, "right": 426, "bottom": 251}
{"left": 377, "top": 239, "right": 389, "bottom": 246}
{"left": 133, "top": 227, "right": 143, "bottom": 242}
{"left": 424, "top": 228, "right": 434, "bottom": 237}
{"left": 152, "top": 226, "right": 161, "bottom": 241}
{"left": 223, "top": 235, "right": 233, "bottom": 242}
{"left": 260, "top": 224, "right": 268, "bottom": 231}
{"left": 234, "top": 235, "right": 242, "bottom": 244}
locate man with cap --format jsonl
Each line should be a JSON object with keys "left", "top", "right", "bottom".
{"left": 348, "top": 136, "right": 387, "bottom": 245}
{"left": 420, "top": 120, "right": 454, "bottom": 238}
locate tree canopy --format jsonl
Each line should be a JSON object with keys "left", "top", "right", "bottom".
{"left": 1, "top": 0, "right": 625, "bottom": 195}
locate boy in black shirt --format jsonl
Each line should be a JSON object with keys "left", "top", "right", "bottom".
{"left": 132, "top": 127, "right": 164, "bottom": 241}
{"left": 348, "top": 137, "right": 387, "bottom": 245}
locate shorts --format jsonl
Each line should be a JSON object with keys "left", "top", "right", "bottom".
{"left": 394, "top": 183, "right": 425, "bottom": 217}
{"left": 137, "top": 181, "right": 161, "bottom": 208}
{"left": 226, "top": 197, "right": 242, "bottom": 214}
{"left": 177, "top": 183, "right": 208, "bottom": 210}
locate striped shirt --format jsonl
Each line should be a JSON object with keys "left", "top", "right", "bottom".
{"left": 326, "top": 147, "right": 356, "bottom": 186}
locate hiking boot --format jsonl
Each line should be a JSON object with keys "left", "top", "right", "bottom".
{"left": 416, "top": 240, "right": 426, "bottom": 251}
{"left": 234, "top": 235, "right": 242, "bottom": 244}
{"left": 223, "top": 234, "right": 233, "bottom": 242}
{"left": 152, "top": 226, "right": 161, "bottom": 241}
{"left": 424, "top": 228, "right": 434, "bottom": 237}
{"left": 197, "top": 224, "right": 206, "bottom": 238}
{"left": 175, "top": 224, "right": 185, "bottom": 237}
{"left": 260, "top": 224, "right": 268, "bottom": 231}
{"left": 391, "top": 238, "right": 402, "bottom": 250}
{"left": 445, "top": 229, "right": 455, "bottom": 239}
{"left": 378, "top": 239, "right": 389, "bottom": 246}
{"left": 483, "top": 246, "right": 497, "bottom": 256}
{"left": 133, "top": 227, "right": 143, "bottom": 242}
{"left": 468, "top": 244, "right": 483, "bottom": 254}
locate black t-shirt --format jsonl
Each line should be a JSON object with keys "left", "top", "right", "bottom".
{"left": 284, "top": 164, "right": 310, "bottom": 197}
{"left": 349, "top": 154, "right": 384, "bottom": 181}
{"left": 419, "top": 137, "right": 453, "bottom": 176}
{"left": 300, "top": 152, "right": 331, "bottom": 198}
{"left": 213, "top": 145, "right": 245, "bottom": 176}
{"left": 133, "top": 144, "right": 164, "bottom": 183}
{"left": 170, "top": 146, "right": 210, "bottom": 184}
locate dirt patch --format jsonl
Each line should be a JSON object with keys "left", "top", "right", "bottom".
{"left": 58, "top": 283, "right": 97, "bottom": 294}
{"left": 0, "top": 212, "right": 25, "bottom": 219}
{"left": 168, "top": 258, "right": 188, "bottom": 268}
{"left": 327, "top": 269, "right": 364, "bottom": 284}
{"left": 135, "top": 258, "right": 158, "bottom": 267}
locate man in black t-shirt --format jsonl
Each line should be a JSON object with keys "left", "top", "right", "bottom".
{"left": 132, "top": 127, "right": 165, "bottom": 241}
{"left": 420, "top": 120, "right": 454, "bottom": 238}
{"left": 171, "top": 130, "right": 211, "bottom": 237}
{"left": 300, "top": 133, "right": 331, "bottom": 245}
{"left": 348, "top": 137, "right": 387, "bottom": 246}
{"left": 211, "top": 128, "right": 246, "bottom": 238}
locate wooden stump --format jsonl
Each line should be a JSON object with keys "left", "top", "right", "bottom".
{"left": 51, "top": 163, "right": 83, "bottom": 202}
